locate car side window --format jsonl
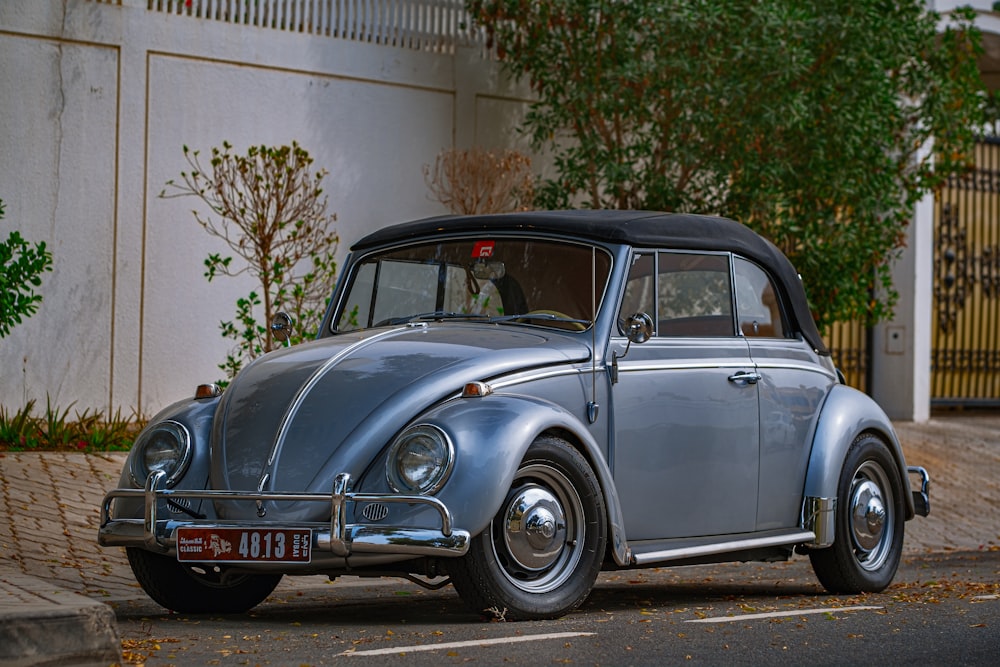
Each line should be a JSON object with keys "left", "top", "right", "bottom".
{"left": 734, "top": 256, "right": 787, "bottom": 338}
{"left": 620, "top": 253, "right": 655, "bottom": 331}
{"left": 619, "top": 251, "right": 735, "bottom": 337}
{"left": 658, "top": 252, "right": 734, "bottom": 336}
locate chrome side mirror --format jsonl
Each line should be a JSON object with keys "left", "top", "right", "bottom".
{"left": 270, "top": 311, "right": 293, "bottom": 347}
{"left": 611, "top": 313, "right": 654, "bottom": 385}
{"left": 624, "top": 312, "right": 653, "bottom": 344}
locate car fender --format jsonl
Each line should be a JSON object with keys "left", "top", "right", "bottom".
{"left": 803, "top": 384, "right": 915, "bottom": 520}
{"left": 111, "top": 396, "right": 218, "bottom": 519}
{"left": 421, "top": 393, "right": 631, "bottom": 566}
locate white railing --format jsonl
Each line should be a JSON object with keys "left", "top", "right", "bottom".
{"left": 143, "top": 0, "right": 483, "bottom": 53}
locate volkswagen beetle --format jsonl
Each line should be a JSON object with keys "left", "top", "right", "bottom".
{"left": 99, "top": 210, "right": 930, "bottom": 620}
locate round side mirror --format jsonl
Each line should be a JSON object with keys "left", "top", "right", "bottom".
{"left": 625, "top": 312, "right": 653, "bottom": 344}
{"left": 270, "top": 311, "right": 293, "bottom": 346}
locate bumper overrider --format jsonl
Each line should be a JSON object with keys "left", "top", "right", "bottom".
{"left": 98, "top": 471, "right": 470, "bottom": 560}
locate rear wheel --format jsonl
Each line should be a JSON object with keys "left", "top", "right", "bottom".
{"left": 449, "top": 435, "right": 606, "bottom": 620}
{"left": 809, "top": 433, "right": 905, "bottom": 593}
{"left": 126, "top": 547, "right": 282, "bottom": 613}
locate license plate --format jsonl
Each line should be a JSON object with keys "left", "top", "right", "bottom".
{"left": 176, "top": 527, "right": 312, "bottom": 563}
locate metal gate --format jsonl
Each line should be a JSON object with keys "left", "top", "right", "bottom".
{"left": 827, "top": 320, "right": 870, "bottom": 394}
{"left": 932, "top": 138, "right": 1000, "bottom": 406}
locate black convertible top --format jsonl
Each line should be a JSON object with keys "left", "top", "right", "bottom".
{"left": 353, "top": 211, "right": 828, "bottom": 355}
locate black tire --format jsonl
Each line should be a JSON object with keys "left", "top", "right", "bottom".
{"left": 449, "top": 435, "right": 607, "bottom": 620}
{"left": 809, "top": 433, "right": 906, "bottom": 593}
{"left": 126, "top": 547, "right": 282, "bottom": 613}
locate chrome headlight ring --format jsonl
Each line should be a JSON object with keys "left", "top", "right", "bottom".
{"left": 129, "top": 420, "right": 192, "bottom": 488}
{"left": 385, "top": 424, "right": 455, "bottom": 495}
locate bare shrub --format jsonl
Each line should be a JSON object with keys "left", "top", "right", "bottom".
{"left": 423, "top": 147, "right": 535, "bottom": 214}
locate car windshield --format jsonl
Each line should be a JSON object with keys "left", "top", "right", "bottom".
{"left": 333, "top": 238, "right": 613, "bottom": 332}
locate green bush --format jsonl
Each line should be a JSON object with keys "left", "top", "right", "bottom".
{"left": 0, "top": 198, "right": 53, "bottom": 337}
{"left": 0, "top": 397, "right": 145, "bottom": 453}
{"left": 468, "top": 0, "right": 986, "bottom": 328}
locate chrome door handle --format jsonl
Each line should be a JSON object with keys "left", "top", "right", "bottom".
{"left": 728, "top": 371, "right": 761, "bottom": 385}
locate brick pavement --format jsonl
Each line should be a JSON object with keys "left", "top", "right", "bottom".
{"left": 894, "top": 415, "right": 1000, "bottom": 553}
{"left": 0, "top": 452, "right": 139, "bottom": 601}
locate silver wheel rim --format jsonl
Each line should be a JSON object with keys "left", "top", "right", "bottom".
{"left": 848, "top": 460, "right": 894, "bottom": 572}
{"left": 490, "top": 462, "right": 585, "bottom": 593}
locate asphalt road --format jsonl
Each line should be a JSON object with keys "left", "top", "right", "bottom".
{"left": 112, "top": 550, "right": 999, "bottom": 666}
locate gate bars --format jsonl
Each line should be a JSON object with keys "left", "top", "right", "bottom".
{"left": 932, "top": 138, "right": 1000, "bottom": 407}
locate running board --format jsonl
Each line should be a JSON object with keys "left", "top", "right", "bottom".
{"left": 631, "top": 529, "right": 816, "bottom": 566}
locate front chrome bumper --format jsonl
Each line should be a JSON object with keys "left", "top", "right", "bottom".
{"left": 98, "top": 471, "right": 470, "bottom": 559}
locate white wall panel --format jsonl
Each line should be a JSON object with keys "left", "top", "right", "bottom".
{"left": 0, "top": 35, "right": 118, "bottom": 410}
{"left": 142, "top": 55, "right": 453, "bottom": 408}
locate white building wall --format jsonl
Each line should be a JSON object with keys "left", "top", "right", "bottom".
{"left": 0, "top": 0, "right": 531, "bottom": 415}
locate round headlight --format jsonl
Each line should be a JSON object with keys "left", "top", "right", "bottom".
{"left": 386, "top": 424, "right": 454, "bottom": 494}
{"left": 130, "top": 421, "right": 192, "bottom": 487}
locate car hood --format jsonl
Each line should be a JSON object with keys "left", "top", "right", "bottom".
{"left": 210, "top": 323, "right": 589, "bottom": 518}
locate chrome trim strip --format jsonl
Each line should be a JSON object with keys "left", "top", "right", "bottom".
{"left": 612, "top": 359, "right": 836, "bottom": 380}
{"left": 99, "top": 472, "right": 469, "bottom": 559}
{"left": 632, "top": 530, "right": 815, "bottom": 565}
{"left": 266, "top": 328, "right": 411, "bottom": 469}
{"left": 477, "top": 356, "right": 829, "bottom": 392}
{"left": 613, "top": 360, "right": 756, "bottom": 373}
{"left": 488, "top": 366, "right": 589, "bottom": 391}
{"left": 750, "top": 360, "right": 839, "bottom": 378}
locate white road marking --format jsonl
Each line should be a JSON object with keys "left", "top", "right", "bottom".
{"left": 685, "top": 605, "right": 884, "bottom": 623}
{"left": 340, "top": 631, "right": 596, "bottom": 657}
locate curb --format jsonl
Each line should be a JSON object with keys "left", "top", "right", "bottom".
{"left": 0, "top": 571, "right": 121, "bottom": 667}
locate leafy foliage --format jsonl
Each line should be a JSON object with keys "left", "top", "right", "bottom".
{"left": 0, "top": 397, "right": 145, "bottom": 452}
{"left": 467, "top": 0, "right": 986, "bottom": 328}
{"left": 161, "top": 142, "right": 339, "bottom": 379}
{"left": 0, "top": 198, "right": 53, "bottom": 337}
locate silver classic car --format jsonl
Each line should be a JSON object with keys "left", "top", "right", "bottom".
{"left": 99, "top": 210, "right": 930, "bottom": 620}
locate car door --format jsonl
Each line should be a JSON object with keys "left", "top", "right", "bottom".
{"left": 611, "top": 250, "right": 761, "bottom": 541}
{"left": 733, "top": 256, "right": 838, "bottom": 531}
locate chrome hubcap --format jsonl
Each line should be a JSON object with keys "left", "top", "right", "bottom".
{"left": 503, "top": 485, "right": 567, "bottom": 571}
{"left": 848, "top": 461, "right": 894, "bottom": 571}
{"left": 850, "top": 480, "right": 886, "bottom": 551}
{"left": 491, "top": 462, "right": 584, "bottom": 593}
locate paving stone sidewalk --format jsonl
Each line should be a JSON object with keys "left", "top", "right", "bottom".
{"left": 1, "top": 416, "right": 998, "bottom": 664}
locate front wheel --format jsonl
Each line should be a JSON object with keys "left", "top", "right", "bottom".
{"left": 126, "top": 547, "right": 282, "bottom": 613}
{"left": 449, "top": 435, "right": 607, "bottom": 620}
{"left": 809, "top": 433, "right": 906, "bottom": 593}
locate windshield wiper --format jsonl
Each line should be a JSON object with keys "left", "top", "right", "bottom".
{"left": 491, "top": 313, "right": 592, "bottom": 326}
{"left": 374, "top": 311, "right": 492, "bottom": 326}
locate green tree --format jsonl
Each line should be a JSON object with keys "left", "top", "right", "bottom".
{"left": 0, "top": 198, "right": 54, "bottom": 338}
{"left": 468, "top": 0, "right": 986, "bottom": 328}
{"left": 161, "top": 142, "right": 339, "bottom": 379}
